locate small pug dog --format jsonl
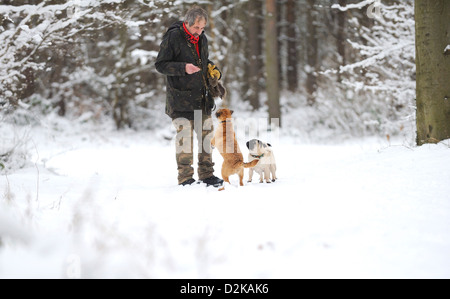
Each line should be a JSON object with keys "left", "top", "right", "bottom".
{"left": 211, "top": 109, "right": 260, "bottom": 186}
{"left": 246, "top": 139, "right": 277, "bottom": 183}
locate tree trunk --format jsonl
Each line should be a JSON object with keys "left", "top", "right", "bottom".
{"left": 113, "top": 24, "right": 130, "bottom": 129}
{"left": 415, "top": 0, "right": 450, "bottom": 145}
{"left": 336, "top": 0, "right": 347, "bottom": 83}
{"left": 207, "top": 4, "right": 218, "bottom": 57}
{"left": 305, "top": 0, "right": 318, "bottom": 106}
{"left": 286, "top": 0, "right": 298, "bottom": 92}
{"left": 247, "top": 0, "right": 262, "bottom": 110}
{"left": 265, "top": 0, "right": 281, "bottom": 126}
{"left": 277, "top": 0, "right": 283, "bottom": 91}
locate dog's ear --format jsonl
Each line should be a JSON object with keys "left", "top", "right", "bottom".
{"left": 267, "top": 143, "right": 272, "bottom": 147}
{"left": 246, "top": 141, "right": 250, "bottom": 149}
{"left": 215, "top": 110, "right": 222, "bottom": 118}
{"left": 230, "top": 110, "right": 234, "bottom": 115}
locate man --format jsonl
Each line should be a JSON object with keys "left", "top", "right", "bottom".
{"left": 155, "top": 6, "right": 224, "bottom": 187}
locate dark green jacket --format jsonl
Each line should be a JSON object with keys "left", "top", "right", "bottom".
{"left": 155, "top": 21, "right": 218, "bottom": 120}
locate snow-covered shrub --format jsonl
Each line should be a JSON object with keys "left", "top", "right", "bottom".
{"left": 0, "top": 120, "right": 31, "bottom": 174}
{"left": 0, "top": 203, "right": 32, "bottom": 246}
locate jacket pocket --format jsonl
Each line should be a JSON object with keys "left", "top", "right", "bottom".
{"left": 167, "top": 87, "right": 202, "bottom": 112}
{"left": 170, "top": 72, "right": 203, "bottom": 91}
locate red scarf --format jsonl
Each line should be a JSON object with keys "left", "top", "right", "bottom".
{"left": 183, "top": 22, "right": 200, "bottom": 58}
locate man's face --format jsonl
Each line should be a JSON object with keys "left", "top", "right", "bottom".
{"left": 185, "top": 17, "right": 206, "bottom": 38}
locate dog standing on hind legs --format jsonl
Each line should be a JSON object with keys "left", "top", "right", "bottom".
{"left": 211, "top": 109, "right": 259, "bottom": 187}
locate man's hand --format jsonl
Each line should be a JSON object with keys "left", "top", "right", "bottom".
{"left": 185, "top": 63, "right": 201, "bottom": 74}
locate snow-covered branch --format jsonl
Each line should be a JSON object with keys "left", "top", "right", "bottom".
{"left": 331, "top": 0, "right": 377, "bottom": 11}
{"left": 0, "top": 0, "right": 143, "bottom": 104}
{"left": 320, "top": 0, "right": 416, "bottom": 137}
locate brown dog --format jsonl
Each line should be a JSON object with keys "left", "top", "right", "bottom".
{"left": 211, "top": 109, "right": 259, "bottom": 186}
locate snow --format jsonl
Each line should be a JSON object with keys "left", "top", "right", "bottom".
{"left": 1, "top": 115, "right": 449, "bottom": 279}
{"left": 131, "top": 49, "right": 159, "bottom": 65}
{"left": 331, "top": 0, "right": 377, "bottom": 12}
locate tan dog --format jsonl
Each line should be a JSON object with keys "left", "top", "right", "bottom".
{"left": 246, "top": 139, "right": 277, "bottom": 183}
{"left": 211, "top": 109, "right": 259, "bottom": 186}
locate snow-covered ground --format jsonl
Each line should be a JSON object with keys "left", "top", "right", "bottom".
{"left": 1, "top": 116, "right": 449, "bottom": 279}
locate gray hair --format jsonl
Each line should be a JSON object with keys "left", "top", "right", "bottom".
{"left": 184, "top": 6, "right": 208, "bottom": 26}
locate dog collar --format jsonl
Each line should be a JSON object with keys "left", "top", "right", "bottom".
{"left": 251, "top": 153, "right": 264, "bottom": 159}
{"left": 220, "top": 120, "right": 232, "bottom": 124}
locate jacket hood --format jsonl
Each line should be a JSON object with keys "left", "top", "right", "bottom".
{"left": 166, "top": 21, "right": 184, "bottom": 34}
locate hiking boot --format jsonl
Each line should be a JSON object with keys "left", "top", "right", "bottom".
{"left": 179, "top": 178, "right": 196, "bottom": 186}
{"left": 201, "top": 176, "right": 224, "bottom": 187}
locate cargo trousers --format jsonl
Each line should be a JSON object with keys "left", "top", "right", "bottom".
{"left": 172, "top": 112, "right": 215, "bottom": 184}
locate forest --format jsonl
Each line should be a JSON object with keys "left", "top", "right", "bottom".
{"left": 1, "top": 1, "right": 450, "bottom": 279}
{"left": 0, "top": 0, "right": 416, "bottom": 136}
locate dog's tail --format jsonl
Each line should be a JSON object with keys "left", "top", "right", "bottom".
{"left": 243, "top": 159, "right": 260, "bottom": 168}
